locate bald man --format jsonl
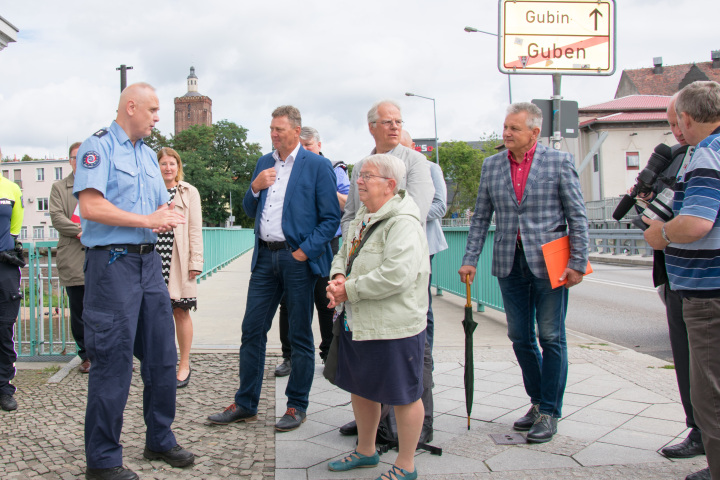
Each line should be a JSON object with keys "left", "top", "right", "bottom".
{"left": 74, "top": 83, "right": 193, "bottom": 480}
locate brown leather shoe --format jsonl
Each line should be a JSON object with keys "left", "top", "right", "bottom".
{"left": 79, "top": 359, "right": 91, "bottom": 374}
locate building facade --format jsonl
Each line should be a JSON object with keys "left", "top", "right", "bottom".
{"left": 1, "top": 159, "right": 70, "bottom": 241}
{"left": 174, "top": 66, "right": 212, "bottom": 135}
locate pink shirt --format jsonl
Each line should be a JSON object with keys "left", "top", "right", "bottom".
{"left": 508, "top": 143, "right": 537, "bottom": 203}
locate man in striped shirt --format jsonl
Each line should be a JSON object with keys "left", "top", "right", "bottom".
{"left": 645, "top": 80, "right": 720, "bottom": 480}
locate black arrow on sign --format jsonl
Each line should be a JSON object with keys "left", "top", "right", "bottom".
{"left": 589, "top": 8, "right": 603, "bottom": 31}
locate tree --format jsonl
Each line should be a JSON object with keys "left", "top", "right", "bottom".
{"left": 144, "top": 128, "right": 170, "bottom": 152}
{"left": 21, "top": 154, "right": 33, "bottom": 162}
{"left": 438, "top": 135, "right": 502, "bottom": 214}
{"left": 171, "top": 121, "right": 262, "bottom": 227}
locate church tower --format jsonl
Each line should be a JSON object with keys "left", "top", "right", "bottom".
{"left": 174, "top": 66, "right": 212, "bottom": 135}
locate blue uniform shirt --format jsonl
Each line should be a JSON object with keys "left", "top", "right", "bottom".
{"left": 73, "top": 121, "right": 169, "bottom": 247}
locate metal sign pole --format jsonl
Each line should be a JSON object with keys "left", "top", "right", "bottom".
{"left": 551, "top": 73, "right": 562, "bottom": 149}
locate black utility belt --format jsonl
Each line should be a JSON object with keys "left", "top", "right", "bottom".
{"left": 259, "top": 240, "right": 290, "bottom": 251}
{"left": 91, "top": 244, "right": 156, "bottom": 254}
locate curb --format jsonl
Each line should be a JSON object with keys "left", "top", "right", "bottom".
{"left": 48, "top": 355, "right": 81, "bottom": 383}
{"left": 589, "top": 252, "right": 653, "bottom": 267}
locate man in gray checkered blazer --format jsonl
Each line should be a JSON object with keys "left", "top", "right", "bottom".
{"left": 459, "top": 102, "right": 589, "bottom": 444}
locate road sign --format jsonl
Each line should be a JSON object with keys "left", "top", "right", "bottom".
{"left": 531, "top": 99, "right": 579, "bottom": 138}
{"left": 499, "top": 0, "right": 615, "bottom": 75}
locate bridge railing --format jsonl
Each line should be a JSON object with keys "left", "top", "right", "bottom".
{"left": 433, "top": 226, "right": 504, "bottom": 313}
{"left": 14, "top": 228, "right": 254, "bottom": 359}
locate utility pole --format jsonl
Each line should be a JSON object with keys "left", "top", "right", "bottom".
{"left": 116, "top": 64, "right": 133, "bottom": 92}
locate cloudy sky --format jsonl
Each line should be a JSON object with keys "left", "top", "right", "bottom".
{"left": 0, "top": 1, "right": 717, "bottom": 164}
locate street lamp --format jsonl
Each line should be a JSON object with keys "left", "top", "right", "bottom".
{"left": 405, "top": 92, "right": 440, "bottom": 165}
{"left": 464, "top": 26, "right": 513, "bottom": 104}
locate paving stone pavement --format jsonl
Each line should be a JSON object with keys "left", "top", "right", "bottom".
{"left": 3, "top": 253, "right": 711, "bottom": 479}
{"left": 2, "top": 353, "right": 278, "bottom": 479}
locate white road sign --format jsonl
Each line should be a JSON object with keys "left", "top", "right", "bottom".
{"left": 499, "top": 0, "right": 616, "bottom": 75}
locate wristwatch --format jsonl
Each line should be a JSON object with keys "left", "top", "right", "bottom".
{"left": 661, "top": 224, "right": 671, "bottom": 244}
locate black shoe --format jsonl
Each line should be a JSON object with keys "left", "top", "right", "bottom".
{"left": 207, "top": 403, "right": 258, "bottom": 425}
{"left": 275, "top": 407, "right": 306, "bottom": 432}
{"left": 339, "top": 420, "right": 358, "bottom": 436}
{"left": 85, "top": 466, "right": 139, "bottom": 480}
{"left": 274, "top": 358, "right": 291, "bottom": 377}
{"left": 513, "top": 404, "right": 539, "bottom": 431}
{"left": 418, "top": 425, "right": 433, "bottom": 444}
{"left": 143, "top": 444, "right": 195, "bottom": 468}
{"left": 661, "top": 435, "right": 705, "bottom": 458}
{"left": 177, "top": 369, "right": 191, "bottom": 389}
{"left": 686, "top": 468, "right": 711, "bottom": 480}
{"left": 526, "top": 414, "right": 558, "bottom": 443}
{"left": 0, "top": 394, "right": 17, "bottom": 411}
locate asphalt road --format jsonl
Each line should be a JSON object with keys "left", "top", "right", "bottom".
{"left": 566, "top": 262, "right": 672, "bottom": 362}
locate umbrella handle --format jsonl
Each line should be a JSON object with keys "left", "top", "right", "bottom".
{"left": 465, "top": 277, "right": 472, "bottom": 308}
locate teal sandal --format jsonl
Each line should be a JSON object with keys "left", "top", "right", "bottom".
{"left": 328, "top": 450, "right": 380, "bottom": 471}
{"left": 376, "top": 464, "right": 418, "bottom": 480}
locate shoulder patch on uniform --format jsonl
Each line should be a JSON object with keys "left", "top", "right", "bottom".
{"left": 82, "top": 151, "right": 101, "bottom": 169}
{"left": 93, "top": 128, "right": 109, "bottom": 137}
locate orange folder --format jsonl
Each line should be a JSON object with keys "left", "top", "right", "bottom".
{"left": 541, "top": 236, "right": 593, "bottom": 289}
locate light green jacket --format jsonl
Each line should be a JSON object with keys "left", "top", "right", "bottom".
{"left": 330, "top": 190, "right": 430, "bottom": 341}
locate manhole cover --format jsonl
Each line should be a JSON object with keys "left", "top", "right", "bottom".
{"left": 489, "top": 433, "right": 527, "bottom": 445}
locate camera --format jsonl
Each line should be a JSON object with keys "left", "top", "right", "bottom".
{"left": 631, "top": 185, "right": 675, "bottom": 230}
{"left": 612, "top": 144, "right": 674, "bottom": 222}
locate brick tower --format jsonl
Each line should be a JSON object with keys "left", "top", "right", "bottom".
{"left": 174, "top": 66, "right": 212, "bottom": 135}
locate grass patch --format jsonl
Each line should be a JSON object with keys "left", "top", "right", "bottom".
{"left": 42, "top": 365, "right": 61, "bottom": 375}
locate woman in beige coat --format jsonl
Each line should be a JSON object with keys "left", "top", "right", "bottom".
{"left": 157, "top": 147, "right": 204, "bottom": 388}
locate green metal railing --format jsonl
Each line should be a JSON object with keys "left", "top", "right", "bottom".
{"left": 15, "top": 228, "right": 254, "bottom": 358}
{"left": 432, "top": 225, "right": 505, "bottom": 313}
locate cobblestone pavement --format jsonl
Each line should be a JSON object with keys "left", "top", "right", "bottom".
{"left": 1, "top": 353, "right": 278, "bottom": 480}
{"left": 3, "top": 347, "right": 709, "bottom": 479}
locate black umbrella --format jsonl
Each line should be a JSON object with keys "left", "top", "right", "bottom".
{"left": 462, "top": 277, "right": 478, "bottom": 430}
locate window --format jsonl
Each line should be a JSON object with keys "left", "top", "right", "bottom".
{"left": 626, "top": 152, "right": 640, "bottom": 170}
{"left": 13, "top": 169, "right": 21, "bottom": 188}
{"left": 33, "top": 226, "right": 44, "bottom": 239}
{"left": 593, "top": 154, "right": 599, "bottom": 173}
{"left": 37, "top": 197, "right": 49, "bottom": 211}
{"left": 55, "top": 167, "right": 63, "bottom": 180}
{"left": 2, "top": 170, "right": 8, "bottom": 179}
{"left": 36, "top": 168, "right": 45, "bottom": 181}
{"left": 49, "top": 226, "right": 59, "bottom": 239}
{"left": 20, "top": 226, "right": 28, "bottom": 240}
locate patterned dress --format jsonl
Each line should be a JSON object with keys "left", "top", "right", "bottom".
{"left": 157, "top": 186, "right": 197, "bottom": 311}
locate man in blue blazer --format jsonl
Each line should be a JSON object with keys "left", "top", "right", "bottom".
{"left": 208, "top": 106, "right": 340, "bottom": 432}
{"left": 459, "top": 102, "right": 589, "bottom": 443}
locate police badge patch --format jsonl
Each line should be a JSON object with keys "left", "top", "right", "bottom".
{"left": 82, "top": 151, "right": 101, "bottom": 169}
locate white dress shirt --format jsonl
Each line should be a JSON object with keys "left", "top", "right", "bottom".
{"left": 256, "top": 143, "right": 300, "bottom": 242}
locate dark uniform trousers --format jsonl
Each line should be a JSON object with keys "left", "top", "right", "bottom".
{"left": 0, "top": 262, "right": 22, "bottom": 396}
{"left": 84, "top": 249, "right": 177, "bottom": 469}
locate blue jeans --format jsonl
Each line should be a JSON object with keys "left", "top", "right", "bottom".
{"left": 497, "top": 247, "right": 569, "bottom": 418}
{"left": 235, "top": 246, "right": 316, "bottom": 414}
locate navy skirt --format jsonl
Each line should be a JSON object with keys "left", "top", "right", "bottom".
{"left": 335, "top": 326, "right": 425, "bottom": 406}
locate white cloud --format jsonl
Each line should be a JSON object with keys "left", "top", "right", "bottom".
{"left": 1, "top": 0, "right": 718, "bottom": 163}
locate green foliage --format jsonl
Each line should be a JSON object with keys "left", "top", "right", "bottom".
{"left": 144, "top": 128, "right": 170, "bottom": 152}
{"left": 168, "top": 121, "right": 262, "bottom": 227}
{"left": 21, "top": 154, "right": 34, "bottom": 162}
{"left": 438, "top": 135, "right": 503, "bottom": 214}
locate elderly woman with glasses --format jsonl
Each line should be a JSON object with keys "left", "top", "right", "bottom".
{"left": 326, "top": 153, "right": 429, "bottom": 480}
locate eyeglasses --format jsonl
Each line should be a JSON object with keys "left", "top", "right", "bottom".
{"left": 375, "top": 119, "right": 404, "bottom": 127}
{"left": 358, "top": 172, "right": 390, "bottom": 181}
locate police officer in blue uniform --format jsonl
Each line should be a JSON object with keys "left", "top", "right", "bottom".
{"left": 74, "top": 83, "right": 194, "bottom": 480}
{"left": 0, "top": 151, "right": 24, "bottom": 413}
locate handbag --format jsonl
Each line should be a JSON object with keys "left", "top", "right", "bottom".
{"left": 322, "top": 220, "right": 383, "bottom": 385}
